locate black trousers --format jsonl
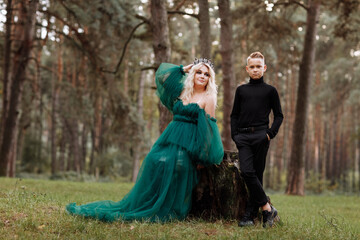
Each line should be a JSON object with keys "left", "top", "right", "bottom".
{"left": 234, "top": 129, "right": 270, "bottom": 210}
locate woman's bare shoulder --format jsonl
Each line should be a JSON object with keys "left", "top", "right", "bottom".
{"left": 204, "top": 94, "right": 216, "bottom": 117}
{"left": 205, "top": 94, "right": 216, "bottom": 105}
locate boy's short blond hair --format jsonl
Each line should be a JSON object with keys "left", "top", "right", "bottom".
{"left": 247, "top": 52, "right": 265, "bottom": 65}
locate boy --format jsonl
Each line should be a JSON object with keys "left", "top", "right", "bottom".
{"left": 230, "top": 52, "right": 283, "bottom": 228}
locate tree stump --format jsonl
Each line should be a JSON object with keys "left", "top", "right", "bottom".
{"left": 190, "top": 150, "right": 248, "bottom": 220}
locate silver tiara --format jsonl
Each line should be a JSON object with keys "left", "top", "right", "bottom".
{"left": 193, "top": 58, "right": 214, "bottom": 70}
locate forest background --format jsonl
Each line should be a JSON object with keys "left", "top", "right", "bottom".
{"left": 0, "top": 0, "right": 359, "bottom": 196}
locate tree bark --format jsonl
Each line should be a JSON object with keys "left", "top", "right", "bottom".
{"left": 313, "top": 71, "right": 322, "bottom": 180}
{"left": 58, "top": 125, "right": 66, "bottom": 172}
{"left": 7, "top": 126, "right": 18, "bottom": 177}
{"left": 274, "top": 69, "right": 285, "bottom": 190}
{"left": 358, "top": 113, "right": 360, "bottom": 192}
{"left": 0, "top": 0, "right": 13, "bottom": 151}
{"left": 80, "top": 125, "right": 87, "bottom": 173}
{"left": 132, "top": 70, "right": 146, "bottom": 182}
{"left": 123, "top": 48, "right": 129, "bottom": 95}
{"left": 321, "top": 106, "right": 329, "bottom": 187}
{"left": 218, "top": 0, "right": 235, "bottom": 151}
{"left": 64, "top": 118, "right": 80, "bottom": 175}
{"left": 286, "top": 0, "right": 320, "bottom": 195}
{"left": 150, "top": 0, "right": 172, "bottom": 134}
{"left": 71, "top": 119, "right": 81, "bottom": 175}
{"left": 91, "top": 92, "right": 102, "bottom": 175}
{"left": 190, "top": 151, "right": 248, "bottom": 219}
{"left": 329, "top": 111, "right": 337, "bottom": 184}
{"left": 89, "top": 129, "right": 95, "bottom": 174}
{"left": 51, "top": 39, "right": 63, "bottom": 176}
{"left": 198, "top": 0, "right": 211, "bottom": 58}
{"left": 0, "top": 0, "right": 39, "bottom": 176}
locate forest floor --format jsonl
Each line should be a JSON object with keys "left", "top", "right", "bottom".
{"left": 0, "top": 177, "right": 359, "bottom": 240}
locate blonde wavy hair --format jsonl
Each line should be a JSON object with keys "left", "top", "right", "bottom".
{"left": 179, "top": 63, "right": 218, "bottom": 105}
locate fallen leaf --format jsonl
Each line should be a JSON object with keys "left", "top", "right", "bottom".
{"left": 38, "top": 224, "right": 46, "bottom": 230}
{"left": 204, "top": 229, "right": 217, "bottom": 236}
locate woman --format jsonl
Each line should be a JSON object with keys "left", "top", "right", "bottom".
{"left": 66, "top": 59, "right": 224, "bottom": 222}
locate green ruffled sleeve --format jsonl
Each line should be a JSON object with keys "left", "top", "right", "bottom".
{"left": 155, "top": 63, "right": 187, "bottom": 111}
{"left": 195, "top": 110, "right": 224, "bottom": 166}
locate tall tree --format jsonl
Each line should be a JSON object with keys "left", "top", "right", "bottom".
{"left": 198, "top": 0, "right": 211, "bottom": 58}
{"left": 218, "top": 0, "right": 235, "bottom": 150}
{"left": 51, "top": 33, "right": 63, "bottom": 176}
{"left": 132, "top": 70, "right": 146, "bottom": 182}
{"left": 150, "top": 0, "right": 172, "bottom": 133}
{"left": 0, "top": 0, "right": 13, "bottom": 151}
{"left": 286, "top": 0, "right": 320, "bottom": 195}
{"left": 0, "top": 0, "right": 39, "bottom": 176}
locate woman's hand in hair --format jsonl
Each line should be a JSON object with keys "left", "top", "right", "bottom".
{"left": 183, "top": 64, "right": 193, "bottom": 73}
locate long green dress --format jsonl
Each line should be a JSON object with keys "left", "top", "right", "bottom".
{"left": 66, "top": 63, "right": 224, "bottom": 222}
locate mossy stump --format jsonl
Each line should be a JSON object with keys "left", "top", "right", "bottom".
{"left": 190, "top": 150, "right": 248, "bottom": 220}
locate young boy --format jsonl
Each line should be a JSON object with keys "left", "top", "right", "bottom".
{"left": 230, "top": 52, "right": 283, "bottom": 228}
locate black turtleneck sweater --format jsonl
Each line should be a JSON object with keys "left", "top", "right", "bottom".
{"left": 230, "top": 77, "right": 284, "bottom": 139}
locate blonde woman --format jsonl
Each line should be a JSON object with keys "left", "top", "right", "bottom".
{"left": 66, "top": 59, "right": 224, "bottom": 222}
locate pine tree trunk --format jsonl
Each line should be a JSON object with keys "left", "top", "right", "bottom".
{"left": 80, "top": 126, "right": 87, "bottom": 173}
{"left": 66, "top": 136, "right": 73, "bottom": 172}
{"left": 313, "top": 71, "right": 321, "bottom": 176}
{"left": 7, "top": 126, "right": 18, "bottom": 177}
{"left": 358, "top": 115, "right": 360, "bottom": 192}
{"left": 286, "top": 0, "right": 320, "bottom": 195}
{"left": 16, "top": 124, "right": 28, "bottom": 174}
{"left": 274, "top": 66, "right": 284, "bottom": 190}
{"left": 306, "top": 105, "right": 315, "bottom": 173}
{"left": 51, "top": 40, "right": 63, "bottom": 176}
{"left": 0, "top": 0, "right": 13, "bottom": 152}
{"left": 0, "top": 0, "right": 38, "bottom": 176}
{"left": 132, "top": 70, "right": 146, "bottom": 182}
{"left": 326, "top": 107, "right": 333, "bottom": 181}
{"left": 329, "top": 111, "right": 336, "bottom": 185}
{"left": 33, "top": 40, "right": 44, "bottom": 178}
{"left": 92, "top": 93, "right": 102, "bottom": 175}
{"left": 198, "top": 0, "right": 211, "bottom": 59}
{"left": 353, "top": 108, "right": 359, "bottom": 192}
{"left": 150, "top": 0, "right": 172, "bottom": 134}
{"left": 58, "top": 127, "right": 66, "bottom": 172}
{"left": 287, "top": 64, "right": 297, "bottom": 166}
{"left": 89, "top": 129, "right": 95, "bottom": 175}
{"left": 64, "top": 117, "right": 80, "bottom": 175}
{"left": 321, "top": 111, "right": 329, "bottom": 186}
{"left": 333, "top": 107, "right": 343, "bottom": 183}
{"left": 218, "top": 0, "right": 235, "bottom": 151}
{"left": 71, "top": 119, "right": 81, "bottom": 175}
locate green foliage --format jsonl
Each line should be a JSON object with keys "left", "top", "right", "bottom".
{"left": 331, "top": 0, "right": 360, "bottom": 41}
{"left": 0, "top": 178, "right": 359, "bottom": 239}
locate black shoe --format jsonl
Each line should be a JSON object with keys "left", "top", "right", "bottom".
{"left": 262, "top": 206, "right": 278, "bottom": 228}
{"left": 238, "top": 203, "right": 258, "bottom": 227}
{"left": 238, "top": 216, "right": 254, "bottom": 227}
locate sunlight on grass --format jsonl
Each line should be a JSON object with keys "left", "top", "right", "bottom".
{"left": 0, "top": 177, "right": 359, "bottom": 239}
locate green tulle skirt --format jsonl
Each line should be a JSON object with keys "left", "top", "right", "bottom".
{"left": 66, "top": 142, "right": 197, "bottom": 222}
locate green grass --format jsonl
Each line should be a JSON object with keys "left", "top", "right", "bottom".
{"left": 0, "top": 177, "right": 359, "bottom": 239}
